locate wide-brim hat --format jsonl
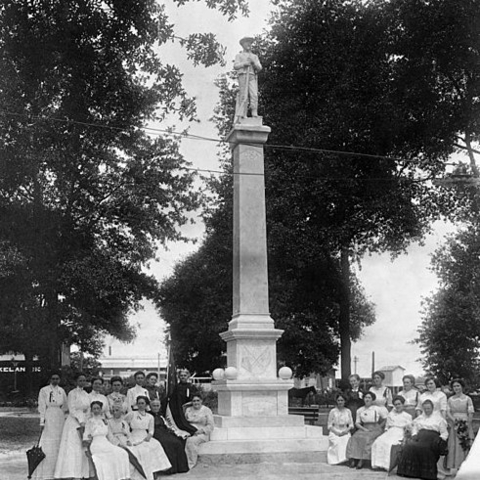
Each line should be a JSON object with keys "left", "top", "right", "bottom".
{"left": 239, "top": 36, "right": 255, "bottom": 47}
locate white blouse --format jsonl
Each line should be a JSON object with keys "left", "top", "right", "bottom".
{"left": 328, "top": 407, "right": 353, "bottom": 435}
{"left": 398, "top": 388, "right": 420, "bottom": 408}
{"left": 416, "top": 390, "right": 447, "bottom": 415}
{"left": 385, "top": 410, "right": 412, "bottom": 431}
{"left": 412, "top": 412, "right": 448, "bottom": 440}
{"left": 37, "top": 384, "right": 68, "bottom": 426}
{"left": 356, "top": 405, "right": 387, "bottom": 425}
{"left": 68, "top": 387, "right": 91, "bottom": 425}
{"left": 126, "top": 385, "right": 150, "bottom": 411}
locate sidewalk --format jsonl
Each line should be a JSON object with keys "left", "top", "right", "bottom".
{"left": 1, "top": 451, "right": 405, "bottom": 480}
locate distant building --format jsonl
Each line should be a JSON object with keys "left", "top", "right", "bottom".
{"left": 379, "top": 365, "right": 406, "bottom": 394}
{"left": 97, "top": 353, "right": 166, "bottom": 382}
{"left": 293, "top": 369, "right": 336, "bottom": 391}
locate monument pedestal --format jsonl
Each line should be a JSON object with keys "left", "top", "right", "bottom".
{"left": 200, "top": 116, "right": 327, "bottom": 463}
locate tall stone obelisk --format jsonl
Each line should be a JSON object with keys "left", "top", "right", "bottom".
{"left": 200, "top": 116, "right": 327, "bottom": 460}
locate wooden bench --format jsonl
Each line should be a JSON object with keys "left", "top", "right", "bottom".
{"left": 288, "top": 406, "right": 319, "bottom": 425}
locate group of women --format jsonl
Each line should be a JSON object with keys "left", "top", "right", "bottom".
{"left": 32, "top": 370, "right": 214, "bottom": 480}
{"left": 327, "top": 371, "right": 477, "bottom": 479}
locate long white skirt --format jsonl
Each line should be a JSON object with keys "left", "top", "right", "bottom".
{"left": 185, "top": 433, "right": 208, "bottom": 469}
{"left": 456, "top": 430, "right": 480, "bottom": 480}
{"left": 32, "top": 406, "right": 65, "bottom": 480}
{"left": 130, "top": 429, "right": 171, "bottom": 480}
{"left": 90, "top": 436, "right": 130, "bottom": 480}
{"left": 371, "top": 427, "right": 405, "bottom": 470}
{"left": 327, "top": 432, "right": 351, "bottom": 465}
{"left": 54, "top": 415, "right": 89, "bottom": 479}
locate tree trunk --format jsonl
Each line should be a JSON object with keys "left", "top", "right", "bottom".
{"left": 339, "top": 247, "right": 351, "bottom": 381}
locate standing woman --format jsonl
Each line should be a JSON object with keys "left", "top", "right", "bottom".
{"left": 416, "top": 376, "right": 447, "bottom": 418}
{"left": 124, "top": 395, "right": 171, "bottom": 479}
{"left": 89, "top": 377, "right": 111, "bottom": 419}
{"left": 446, "top": 378, "right": 474, "bottom": 475}
{"left": 369, "top": 371, "right": 393, "bottom": 415}
{"left": 184, "top": 394, "right": 215, "bottom": 469}
{"left": 54, "top": 372, "right": 91, "bottom": 480}
{"left": 346, "top": 391, "right": 387, "bottom": 469}
{"left": 32, "top": 371, "right": 67, "bottom": 480}
{"left": 398, "top": 375, "right": 420, "bottom": 418}
{"left": 107, "top": 376, "right": 128, "bottom": 415}
{"left": 327, "top": 393, "right": 354, "bottom": 465}
{"left": 83, "top": 401, "right": 130, "bottom": 480}
{"left": 345, "top": 374, "right": 364, "bottom": 425}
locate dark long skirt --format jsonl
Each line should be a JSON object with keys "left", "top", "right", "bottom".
{"left": 397, "top": 429, "right": 444, "bottom": 480}
{"left": 153, "top": 429, "right": 189, "bottom": 474}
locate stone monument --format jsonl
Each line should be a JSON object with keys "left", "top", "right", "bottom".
{"left": 199, "top": 41, "right": 327, "bottom": 461}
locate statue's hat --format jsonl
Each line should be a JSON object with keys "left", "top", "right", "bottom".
{"left": 239, "top": 36, "right": 255, "bottom": 47}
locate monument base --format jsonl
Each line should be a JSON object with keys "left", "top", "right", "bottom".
{"left": 198, "top": 421, "right": 328, "bottom": 464}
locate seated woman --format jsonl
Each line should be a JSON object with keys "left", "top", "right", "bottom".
{"left": 124, "top": 395, "right": 171, "bottom": 480}
{"left": 150, "top": 398, "right": 189, "bottom": 473}
{"left": 107, "top": 376, "right": 128, "bottom": 415}
{"left": 371, "top": 395, "right": 412, "bottom": 471}
{"left": 397, "top": 399, "right": 448, "bottom": 480}
{"left": 327, "top": 393, "right": 354, "bottom": 465}
{"left": 83, "top": 401, "right": 130, "bottom": 480}
{"left": 346, "top": 391, "right": 387, "bottom": 469}
{"left": 184, "top": 393, "right": 215, "bottom": 469}
{"left": 398, "top": 375, "right": 420, "bottom": 419}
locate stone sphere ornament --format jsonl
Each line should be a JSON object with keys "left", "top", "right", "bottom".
{"left": 279, "top": 366, "right": 293, "bottom": 380}
{"left": 212, "top": 368, "right": 225, "bottom": 381}
{"left": 224, "top": 366, "right": 238, "bottom": 380}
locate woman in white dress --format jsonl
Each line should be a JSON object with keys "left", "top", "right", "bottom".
{"left": 108, "top": 405, "right": 145, "bottom": 480}
{"left": 369, "top": 371, "right": 393, "bottom": 415}
{"left": 327, "top": 393, "right": 354, "bottom": 465}
{"left": 32, "top": 371, "right": 68, "bottom": 480}
{"left": 89, "top": 377, "right": 111, "bottom": 419}
{"left": 107, "top": 376, "right": 128, "bottom": 415}
{"left": 445, "top": 378, "right": 474, "bottom": 475}
{"left": 83, "top": 401, "right": 130, "bottom": 480}
{"left": 124, "top": 395, "right": 171, "bottom": 479}
{"left": 398, "top": 374, "right": 420, "bottom": 418}
{"left": 371, "top": 395, "right": 412, "bottom": 470}
{"left": 184, "top": 394, "right": 215, "bottom": 469}
{"left": 54, "top": 372, "right": 91, "bottom": 480}
{"left": 416, "top": 376, "right": 447, "bottom": 418}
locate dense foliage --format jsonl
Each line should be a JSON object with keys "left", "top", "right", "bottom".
{"left": 160, "top": 0, "right": 480, "bottom": 379}
{"left": 0, "top": 0, "right": 247, "bottom": 376}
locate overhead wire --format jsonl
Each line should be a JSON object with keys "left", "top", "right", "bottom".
{"left": 0, "top": 109, "right": 451, "bottom": 183}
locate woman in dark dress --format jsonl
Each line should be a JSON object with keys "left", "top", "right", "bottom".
{"left": 397, "top": 399, "right": 449, "bottom": 480}
{"left": 345, "top": 374, "right": 364, "bottom": 425}
{"left": 150, "top": 398, "right": 189, "bottom": 474}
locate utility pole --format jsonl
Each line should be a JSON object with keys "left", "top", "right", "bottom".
{"left": 371, "top": 351, "right": 375, "bottom": 376}
{"left": 354, "top": 356, "right": 358, "bottom": 374}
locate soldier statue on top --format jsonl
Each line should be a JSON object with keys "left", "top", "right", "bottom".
{"left": 234, "top": 36, "right": 262, "bottom": 123}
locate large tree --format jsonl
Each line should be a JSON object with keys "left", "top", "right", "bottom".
{"left": 0, "top": 0, "right": 248, "bottom": 375}
{"left": 417, "top": 224, "right": 480, "bottom": 386}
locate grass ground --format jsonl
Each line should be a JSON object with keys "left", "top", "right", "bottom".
{"left": 0, "top": 416, "right": 39, "bottom": 454}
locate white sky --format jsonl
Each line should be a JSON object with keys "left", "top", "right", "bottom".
{"left": 108, "top": 0, "right": 459, "bottom": 379}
